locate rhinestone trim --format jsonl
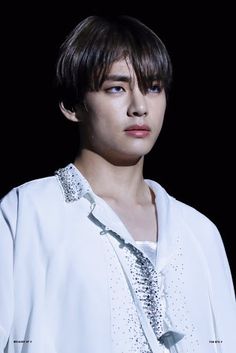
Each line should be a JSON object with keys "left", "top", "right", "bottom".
{"left": 55, "top": 164, "right": 91, "bottom": 202}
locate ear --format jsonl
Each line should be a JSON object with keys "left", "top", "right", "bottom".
{"left": 59, "top": 102, "right": 80, "bottom": 122}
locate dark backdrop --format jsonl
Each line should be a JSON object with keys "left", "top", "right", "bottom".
{"left": 1, "top": 2, "right": 235, "bottom": 286}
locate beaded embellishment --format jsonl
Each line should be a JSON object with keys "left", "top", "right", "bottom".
{"left": 109, "top": 231, "right": 165, "bottom": 340}
{"left": 55, "top": 164, "right": 91, "bottom": 202}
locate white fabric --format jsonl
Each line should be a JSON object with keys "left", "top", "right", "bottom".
{"left": 135, "top": 241, "right": 157, "bottom": 267}
{"left": 0, "top": 163, "right": 236, "bottom": 353}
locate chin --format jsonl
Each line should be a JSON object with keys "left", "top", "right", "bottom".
{"left": 99, "top": 140, "right": 155, "bottom": 164}
{"left": 120, "top": 147, "right": 153, "bottom": 161}
{"left": 126, "top": 143, "right": 154, "bottom": 157}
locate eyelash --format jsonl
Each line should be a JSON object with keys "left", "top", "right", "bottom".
{"left": 106, "top": 84, "right": 162, "bottom": 94}
{"left": 106, "top": 86, "right": 124, "bottom": 93}
{"left": 147, "top": 84, "right": 163, "bottom": 94}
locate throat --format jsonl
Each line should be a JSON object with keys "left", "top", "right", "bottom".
{"left": 102, "top": 196, "right": 158, "bottom": 243}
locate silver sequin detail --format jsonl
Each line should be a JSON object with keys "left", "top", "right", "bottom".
{"left": 55, "top": 164, "right": 91, "bottom": 202}
{"left": 103, "top": 236, "right": 153, "bottom": 353}
{"left": 109, "top": 231, "right": 165, "bottom": 341}
{"left": 163, "top": 235, "right": 199, "bottom": 352}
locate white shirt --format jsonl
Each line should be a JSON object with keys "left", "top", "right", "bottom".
{"left": 0, "top": 163, "right": 236, "bottom": 353}
{"left": 136, "top": 241, "right": 157, "bottom": 267}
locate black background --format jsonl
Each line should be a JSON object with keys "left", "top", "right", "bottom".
{"left": 1, "top": 2, "right": 235, "bottom": 286}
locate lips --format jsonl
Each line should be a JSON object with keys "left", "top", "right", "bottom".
{"left": 125, "top": 124, "right": 151, "bottom": 131}
{"left": 124, "top": 124, "right": 151, "bottom": 138}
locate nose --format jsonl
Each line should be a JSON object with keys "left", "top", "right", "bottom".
{"left": 127, "top": 88, "right": 148, "bottom": 118}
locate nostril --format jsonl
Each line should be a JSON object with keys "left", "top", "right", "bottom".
{"left": 132, "top": 111, "right": 147, "bottom": 117}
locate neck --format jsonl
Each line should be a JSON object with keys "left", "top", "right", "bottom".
{"left": 74, "top": 149, "right": 150, "bottom": 204}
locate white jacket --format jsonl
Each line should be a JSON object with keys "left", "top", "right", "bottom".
{"left": 0, "top": 163, "right": 235, "bottom": 353}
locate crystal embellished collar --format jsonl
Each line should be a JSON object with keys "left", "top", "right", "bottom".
{"left": 55, "top": 163, "right": 92, "bottom": 203}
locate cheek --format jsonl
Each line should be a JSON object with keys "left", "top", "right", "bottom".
{"left": 149, "top": 101, "right": 166, "bottom": 135}
{"left": 91, "top": 104, "right": 124, "bottom": 130}
{"left": 153, "top": 99, "right": 166, "bottom": 120}
{"left": 159, "top": 95, "right": 167, "bottom": 113}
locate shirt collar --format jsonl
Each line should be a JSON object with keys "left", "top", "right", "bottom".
{"left": 55, "top": 163, "right": 93, "bottom": 203}
{"left": 55, "top": 163, "right": 181, "bottom": 272}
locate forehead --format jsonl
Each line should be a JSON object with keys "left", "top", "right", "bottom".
{"left": 106, "top": 59, "right": 135, "bottom": 78}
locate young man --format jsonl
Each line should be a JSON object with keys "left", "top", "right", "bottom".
{"left": 0, "top": 15, "right": 235, "bottom": 353}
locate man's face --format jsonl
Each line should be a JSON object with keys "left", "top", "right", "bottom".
{"left": 79, "top": 59, "right": 166, "bottom": 164}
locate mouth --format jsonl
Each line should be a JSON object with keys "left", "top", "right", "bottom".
{"left": 124, "top": 125, "right": 151, "bottom": 138}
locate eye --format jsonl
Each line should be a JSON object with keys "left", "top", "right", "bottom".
{"left": 106, "top": 86, "right": 125, "bottom": 93}
{"left": 147, "top": 83, "right": 163, "bottom": 94}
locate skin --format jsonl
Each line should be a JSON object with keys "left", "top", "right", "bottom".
{"left": 60, "top": 59, "right": 167, "bottom": 242}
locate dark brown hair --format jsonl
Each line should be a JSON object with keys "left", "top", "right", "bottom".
{"left": 56, "top": 15, "right": 172, "bottom": 111}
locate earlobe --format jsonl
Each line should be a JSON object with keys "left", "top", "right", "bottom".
{"left": 59, "top": 102, "right": 80, "bottom": 122}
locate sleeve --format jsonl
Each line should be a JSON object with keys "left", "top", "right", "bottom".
{"left": 206, "top": 223, "right": 236, "bottom": 352}
{"left": 0, "top": 189, "right": 18, "bottom": 353}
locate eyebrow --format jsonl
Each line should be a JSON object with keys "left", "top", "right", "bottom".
{"left": 104, "top": 74, "right": 161, "bottom": 83}
{"left": 104, "top": 75, "right": 131, "bottom": 83}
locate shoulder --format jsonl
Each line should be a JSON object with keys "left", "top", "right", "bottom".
{"left": 147, "top": 178, "right": 220, "bottom": 240}
{"left": 1, "top": 175, "right": 64, "bottom": 211}
{"left": 175, "top": 197, "right": 218, "bottom": 236}
{"left": 18, "top": 175, "right": 62, "bottom": 198}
